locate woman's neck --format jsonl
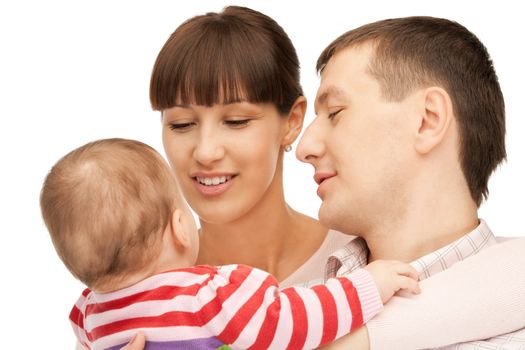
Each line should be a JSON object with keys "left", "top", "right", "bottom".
{"left": 196, "top": 195, "right": 327, "bottom": 281}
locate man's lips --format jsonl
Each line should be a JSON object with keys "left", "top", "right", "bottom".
{"left": 314, "top": 172, "right": 336, "bottom": 185}
{"left": 315, "top": 172, "right": 336, "bottom": 199}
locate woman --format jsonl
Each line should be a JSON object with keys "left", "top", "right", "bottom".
{"left": 118, "top": 6, "right": 525, "bottom": 350}
{"left": 150, "top": 6, "right": 350, "bottom": 288}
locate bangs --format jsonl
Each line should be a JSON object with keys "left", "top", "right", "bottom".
{"left": 150, "top": 11, "right": 300, "bottom": 113}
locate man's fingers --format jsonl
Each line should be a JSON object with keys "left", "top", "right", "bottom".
{"left": 120, "top": 332, "right": 146, "bottom": 350}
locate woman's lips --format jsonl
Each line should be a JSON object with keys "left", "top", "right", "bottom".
{"left": 191, "top": 174, "right": 237, "bottom": 197}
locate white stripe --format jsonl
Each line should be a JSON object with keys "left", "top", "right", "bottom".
{"left": 325, "top": 278, "right": 352, "bottom": 339}
{"left": 268, "top": 293, "right": 293, "bottom": 350}
{"left": 348, "top": 269, "right": 383, "bottom": 323}
{"left": 203, "top": 267, "right": 270, "bottom": 337}
{"left": 294, "top": 287, "right": 323, "bottom": 349}
{"left": 230, "top": 286, "right": 278, "bottom": 349}
{"left": 71, "top": 322, "right": 90, "bottom": 348}
{"left": 84, "top": 270, "right": 232, "bottom": 330}
{"left": 88, "top": 270, "right": 213, "bottom": 304}
{"left": 75, "top": 293, "right": 87, "bottom": 310}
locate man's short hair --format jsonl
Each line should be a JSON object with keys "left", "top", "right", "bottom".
{"left": 40, "top": 138, "right": 180, "bottom": 289}
{"left": 318, "top": 16, "right": 506, "bottom": 206}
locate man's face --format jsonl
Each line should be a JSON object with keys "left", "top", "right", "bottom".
{"left": 296, "top": 44, "right": 416, "bottom": 235}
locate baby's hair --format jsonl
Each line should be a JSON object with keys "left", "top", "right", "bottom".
{"left": 40, "top": 138, "right": 180, "bottom": 289}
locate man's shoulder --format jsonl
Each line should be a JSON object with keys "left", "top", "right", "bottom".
{"left": 495, "top": 236, "right": 517, "bottom": 243}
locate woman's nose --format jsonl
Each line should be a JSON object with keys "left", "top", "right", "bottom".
{"left": 193, "top": 130, "right": 226, "bottom": 166}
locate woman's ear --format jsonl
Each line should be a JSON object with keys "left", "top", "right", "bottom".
{"left": 282, "top": 96, "right": 307, "bottom": 147}
{"left": 169, "top": 209, "right": 191, "bottom": 248}
{"left": 414, "top": 87, "right": 454, "bottom": 154}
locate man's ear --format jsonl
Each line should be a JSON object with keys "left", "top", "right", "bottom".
{"left": 170, "top": 209, "right": 191, "bottom": 248}
{"left": 414, "top": 87, "right": 454, "bottom": 154}
{"left": 282, "top": 96, "right": 307, "bottom": 148}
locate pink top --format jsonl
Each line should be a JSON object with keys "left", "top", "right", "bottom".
{"left": 71, "top": 264, "right": 382, "bottom": 350}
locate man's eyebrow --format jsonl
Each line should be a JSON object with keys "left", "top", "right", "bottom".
{"left": 316, "top": 86, "right": 346, "bottom": 105}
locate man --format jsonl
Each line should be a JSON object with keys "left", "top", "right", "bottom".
{"left": 296, "top": 16, "right": 525, "bottom": 349}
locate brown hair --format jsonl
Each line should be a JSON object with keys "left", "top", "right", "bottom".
{"left": 150, "top": 6, "right": 302, "bottom": 115}
{"left": 40, "top": 138, "right": 180, "bottom": 289}
{"left": 317, "top": 16, "right": 506, "bottom": 206}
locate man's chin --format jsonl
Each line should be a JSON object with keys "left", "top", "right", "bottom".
{"left": 318, "top": 204, "right": 335, "bottom": 229}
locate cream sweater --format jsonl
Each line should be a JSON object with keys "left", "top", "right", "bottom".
{"left": 366, "top": 237, "right": 525, "bottom": 349}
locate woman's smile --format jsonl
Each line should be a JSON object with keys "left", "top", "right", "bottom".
{"left": 191, "top": 173, "right": 237, "bottom": 197}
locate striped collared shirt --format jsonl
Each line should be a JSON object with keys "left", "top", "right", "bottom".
{"left": 325, "top": 219, "right": 525, "bottom": 349}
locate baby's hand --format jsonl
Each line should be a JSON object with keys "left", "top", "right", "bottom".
{"left": 364, "top": 260, "right": 421, "bottom": 304}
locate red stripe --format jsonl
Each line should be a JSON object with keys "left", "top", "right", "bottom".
{"left": 248, "top": 297, "right": 280, "bottom": 349}
{"left": 86, "top": 266, "right": 219, "bottom": 315}
{"left": 338, "top": 278, "right": 363, "bottom": 331}
{"left": 86, "top": 283, "right": 207, "bottom": 315}
{"left": 82, "top": 288, "right": 91, "bottom": 297}
{"left": 312, "top": 284, "right": 338, "bottom": 345}
{"left": 283, "top": 288, "right": 307, "bottom": 350}
{"left": 218, "top": 272, "right": 277, "bottom": 344}
{"left": 86, "top": 266, "right": 250, "bottom": 341}
{"left": 69, "top": 304, "right": 84, "bottom": 329}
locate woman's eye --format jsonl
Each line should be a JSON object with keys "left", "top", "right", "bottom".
{"left": 225, "top": 119, "right": 251, "bottom": 128}
{"left": 168, "top": 122, "right": 195, "bottom": 132}
{"left": 328, "top": 109, "right": 343, "bottom": 120}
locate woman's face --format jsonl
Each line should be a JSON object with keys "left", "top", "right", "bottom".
{"left": 162, "top": 102, "right": 288, "bottom": 224}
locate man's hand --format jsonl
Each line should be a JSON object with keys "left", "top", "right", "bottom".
{"left": 120, "top": 332, "right": 145, "bottom": 350}
{"left": 365, "top": 260, "right": 421, "bottom": 303}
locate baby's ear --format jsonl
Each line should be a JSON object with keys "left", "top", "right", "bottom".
{"left": 170, "top": 209, "right": 191, "bottom": 248}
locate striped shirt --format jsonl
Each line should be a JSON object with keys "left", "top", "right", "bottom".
{"left": 70, "top": 264, "right": 383, "bottom": 350}
{"left": 325, "top": 219, "right": 525, "bottom": 349}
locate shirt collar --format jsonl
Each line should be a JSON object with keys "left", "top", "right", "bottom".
{"left": 325, "top": 219, "right": 496, "bottom": 281}
{"left": 411, "top": 219, "right": 496, "bottom": 280}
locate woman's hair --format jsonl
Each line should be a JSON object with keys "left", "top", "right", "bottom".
{"left": 150, "top": 6, "right": 302, "bottom": 115}
{"left": 40, "top": 138, "right": 180, "bottom": 289}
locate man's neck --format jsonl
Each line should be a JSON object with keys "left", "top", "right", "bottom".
{"left": 366, "top": 188, "right": 479, "bottom": 263}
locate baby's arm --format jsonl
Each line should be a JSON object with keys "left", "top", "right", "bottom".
{"left": 115, "top": 262, "right": 419, "bottom": 350}
{"left": 220, "top": 262, "right": 418, "bottom": 349}
{"left": 321, "top": 237, "right": 525, "bottom": 350}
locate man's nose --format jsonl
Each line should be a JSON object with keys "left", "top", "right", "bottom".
{"left": 296, "top": 117, "right": 325, "bottom": 165}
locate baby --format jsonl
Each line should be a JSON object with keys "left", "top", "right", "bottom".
{"left": 40, "top": 138, "right": 419, "bottom": 350}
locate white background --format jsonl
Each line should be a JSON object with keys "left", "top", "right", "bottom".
{"left": 1, "top": 1, "right": 523, "bottom": 348}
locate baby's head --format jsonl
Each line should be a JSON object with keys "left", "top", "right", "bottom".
{"left": 40, "top": 138, "right": 198, "bottom": 292}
